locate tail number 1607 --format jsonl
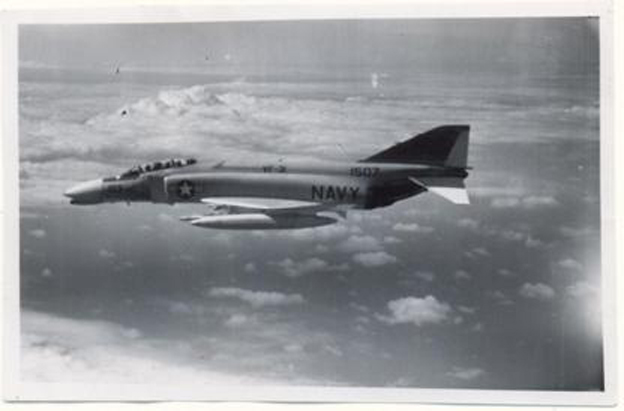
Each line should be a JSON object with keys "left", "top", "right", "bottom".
{"left": 350, "top": 167, "right": 380, "bottom": 177}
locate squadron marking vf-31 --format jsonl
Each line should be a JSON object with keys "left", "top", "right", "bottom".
{"left": 64, "top": 125, "right": 471, "bottom": 229}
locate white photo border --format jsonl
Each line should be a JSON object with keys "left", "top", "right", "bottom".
{"left": 1, "top": 1, "right": 616, "bottom": 405}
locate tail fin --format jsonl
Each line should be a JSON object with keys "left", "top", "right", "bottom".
{"left": 361, "top": 125, "right": 470, "bottom": 168}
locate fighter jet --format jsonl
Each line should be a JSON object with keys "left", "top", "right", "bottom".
{"left": 64, "top": 125, "right": 471, "bottom": 229}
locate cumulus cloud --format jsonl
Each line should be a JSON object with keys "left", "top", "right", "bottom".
{"left": 378, "top": 296, "right": 452, "bottom": 326}
{"left": 28, "top": 228, "right": 46, "bottom": 239}
{"left": 224, "top": 314, "right": 252, "bottom": 328}
{"left": 457, "top": 305, "right": 476, "bottom": 315}
{"left": 560, "top": 225, "right": 597, "bottom": 238}
{"left": 352, "top": 251, "right": 398, "bottom": 267}
{"left": 487, "top": 290, "right": 514, "bottom": 306}
{"left": 413, "top": 271, "right": 435, "bottom": 282}
{"left": 497, "top": 268, "right": 514, "bottom": 277}
{"left": 471, "top": 322, "right": 484, "bottom": 332}
{"left": 244, "top": 262, "right": 257, "bottom": 274}
{"left": 457, "top": 218, "right": 480, "bottom": 230}
{"left": 566, "top": 281, "right": 598, "bottom": 298}
{"left": 454, "top": 270, "right": 471, "bottom": 280}
{"left": 273, "top": 257, "right": 328, "bottom": 278}
{"left": 464, "top": 247, "right": 490, "bottom": 259}
{"left": 283, "top": 343, "right": 304, "bottom": 354}
{"left": 522, "top": 195, "right": 559, "bottom": 208}
{"left": 382, "top": 236, "right": 402, "bottom": 244}
{"left": 282, "top": 224, "right": 353, "bottom": 242}
{"left": 98, "top": 249, "right": 116, "bottom": 259}
{"left": 338, "top": 235, "right": 382, "bottom": 253}
{"left": 499, "top": 229, "right": 544, "bottom": 248}
{"left": 447, "top": 367, "right": 485, "bottom": 380}
{"left": 208, "top": 287, "right": 305, "bottom": 308}
{"left": 519, "top": 282, "right": 556, "bottom": 301}
{"left": 558, "top": 258, "right": 584, "bottom": 271}
{"left": 392, "top": 223, "right": 435, "bottom": 233}
{"left": 491, "top": 195, "right": 559, "bottom": 209}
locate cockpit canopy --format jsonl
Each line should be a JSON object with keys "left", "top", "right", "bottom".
{"left": 115, "top": 158, "right": 197, "bottom": 180}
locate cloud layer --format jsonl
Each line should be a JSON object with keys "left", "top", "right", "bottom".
{"left": 208, "top": 287, "right": 305, "bottom": 308}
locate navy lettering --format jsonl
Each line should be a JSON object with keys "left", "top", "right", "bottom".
{"left": 312, "top": 185, "right": 324, "bottom": 200}
{"left": 349, "top": 187, "right": 360, "bottom": 200}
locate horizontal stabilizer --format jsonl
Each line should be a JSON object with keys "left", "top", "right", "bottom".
{"left": 427, "top": 186, "right": 470, "bottom": 205}
{"left": 408, "top": 177, "right": 470, "bottom": 205}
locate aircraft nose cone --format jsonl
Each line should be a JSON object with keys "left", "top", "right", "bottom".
{"left": 64, "top": 179, "right": 103, "bottom": 204}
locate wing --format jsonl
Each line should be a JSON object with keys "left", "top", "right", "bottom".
{"left": 200, "top": 197, "right": 325, "bottom": 214}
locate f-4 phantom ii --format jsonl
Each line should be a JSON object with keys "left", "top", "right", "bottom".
{"left": 64, "top": 125, "right": 471, "bottom": 229}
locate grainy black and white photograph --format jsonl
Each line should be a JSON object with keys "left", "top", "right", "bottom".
{"left": 8, "top": 8, "right": 613, "bottom": 403}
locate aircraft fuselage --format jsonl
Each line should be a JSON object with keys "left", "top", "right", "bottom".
{"left": 68, "top": 160, "right": 466, "bottom": 210}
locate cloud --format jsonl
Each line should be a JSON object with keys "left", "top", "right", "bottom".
{"left": 244, "top": 262, "right": 257, "bottom": 273}
{"left": 25, "top": 82, "right": 418, "bottom": 206}
{"left": 22, "top": 306, "right": 350, "bottom": 386}
{"left": 519, "top": 282, "right": 556, "bottom": 301}
{"left": 273, "top": 257, "right": 328, "bottom": 278}
{"left": 558, "top": 258, "right": 584, "bottom": 271}
{"left": 224, "top": 314, "right": 252, "bottom": 328}
{"left": 499, "top": 229, "right": 544, "bottom": 248}
{"left": 497, "top": 268, "right": 514, "bottom": 277}
{"left": 464, "top": 247, "right": 490, "bottom": 259}
{"left": 457, "top": 218, "right": 480, "bottom": 230}
{"left": 323, "top": 344, "right": 344, "bottom": 357}
{"left": 413, "top": 271, "right": 435, "bottom": 282}
{"left": 454, "top": 270, "right": 471, "bottom": 280}
{"left": 382, "top": 236, "right": 402, "bottom": 244}
{"left": 447, "top": 367, "right": 485, "bottom": 380}
{"left": 560, "top": 225, "right": 597, "bottom": 238}
{"left": 352, "top": 251, "right": 398, "bottom": 267}
{"left": 522, "top": 195, "right": 559, "bottom": 208}
{"left": 41, "top": 267, "right": 53, "bottom": 277}
{"left": 28, "top": 228, "right": 46, "bottom": 239}
{"left": 457, "top": 305, "right": 476, "bottom": 315}
{"left": 98, "top": 249, "right": 116, "bottom": 259}
{"left": 208, "top": 287, "right": 305, "bottom": 308}
{"left": 392, "top": 223, "right": 435, "bottom": 233}
{"left": 282, "top": 224, "right": 353, "bottom": 242}
{"left": 457, "top": 218, "right": 481, "bottom": 231}
{"left": 566, "top": 281, "right": 598, "bottom": 298}
{"left": 338, "top": 235, "right": 382, "bottom": 253}
{"left": 487, "top": 290, "right": 514, "bottom": 306}
{"left": 491, "top": 197, "right": 521, "bottom": 208}
{"left": 283, "top": 343, "right": 304, "bottom": 354}
{"left": 378, "top": 295, "right": 452, "bottom": 326}
{"left": 471, "top": 322, "right": 484, "bottom": 332}
{"left": 168, "top": 301, "right": 198, "bottom": 315}
{"left": 491, "top": 195, "right": 559, "bottom": 209}
{"left": 21, "top": 310, "right": 272, "bottom": 384}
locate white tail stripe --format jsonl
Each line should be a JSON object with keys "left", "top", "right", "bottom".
{"left": 427, "top": 186, "right": 470, "bottom": 205}
{"left": 408, "top": 177, "right": 470, "bottom": 205}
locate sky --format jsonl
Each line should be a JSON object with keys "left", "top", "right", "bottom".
{"left": 17, "top": 18, "right": 602, "bottom": 395}
{"left": 20, "top": 18, "right": 598, "bottom": 76}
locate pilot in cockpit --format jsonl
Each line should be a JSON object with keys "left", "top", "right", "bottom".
{"left": 118, "top": 158, "right": 197, "bottom": 180}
